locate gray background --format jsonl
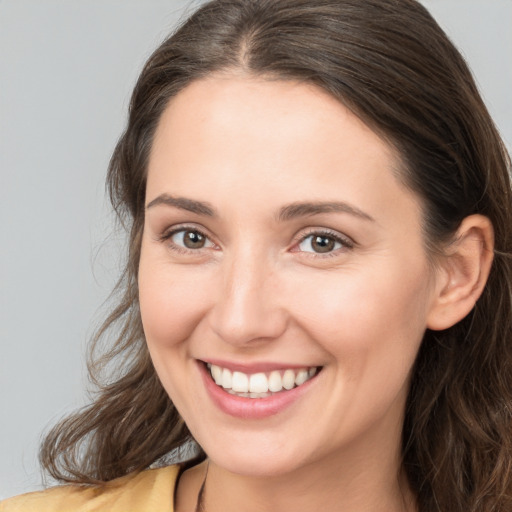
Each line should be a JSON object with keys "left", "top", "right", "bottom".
{"left": 1, "top": 0, "right": 511, "bottom": 500}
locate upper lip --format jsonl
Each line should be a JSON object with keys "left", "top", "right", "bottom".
{"left": 200, "top": 358, "right": 320, "bottom": 374}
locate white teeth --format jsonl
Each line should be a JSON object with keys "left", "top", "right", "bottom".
{"left": 282, "top": 369, "right": 295, "bottom": 390}
{"left": 211, "top": 365, "right": 222, "bottom": 385}
{"left": 295, "top": 369, "right": 309, "bottom": 386}
{"left": 208, "top": 364, "right": 319, "bottom": 398}
{"left": 249, "top": 373, "right": 268, "bottom": 393}
{"left": 268, "top": 370, "right": 283, "bottom": 392}
{"left": 232, "top": 371, "right": 249, "bottom": 392}
{"left": 221, "top": 368, "right": 232, "bottom": 389}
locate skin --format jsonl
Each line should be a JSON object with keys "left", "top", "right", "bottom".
{"left": 138, "top": 75, "right": 492, "bottom": 512}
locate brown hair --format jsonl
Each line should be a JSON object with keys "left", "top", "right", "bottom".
{"left": 40, "top": 1, "right": 512, "bottom": 510}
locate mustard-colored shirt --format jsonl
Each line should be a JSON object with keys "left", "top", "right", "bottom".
{"left": 0, "top": 465, "right": 180, "bottom": 512}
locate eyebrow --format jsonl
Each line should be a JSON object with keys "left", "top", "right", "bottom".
{"left": 146, "top": 194, "right": 215, "bottom": 216}
{"left": 278, "top": 201, "right": 375, "bottom": 222}
{"left": 146, "top": 194, "right": 374, "bottom": 223}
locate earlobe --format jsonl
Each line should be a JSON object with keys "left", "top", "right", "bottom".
{"left": 427, "top": 214, "right": 494, "bottom": 331}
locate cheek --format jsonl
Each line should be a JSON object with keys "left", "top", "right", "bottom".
{"left": 287, "top": 262, "right": 431, "bottom": 376}
{"left": 138, "top": 258, "right": 213, "bottom": 349}
{"left": 138, "top": 256, "right": 216, "bottom": 411}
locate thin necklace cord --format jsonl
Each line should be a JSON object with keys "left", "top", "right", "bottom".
{"left": 195, "top": 461, "right": 209, "bottom": 512}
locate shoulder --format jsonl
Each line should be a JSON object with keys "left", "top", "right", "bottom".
{"left": 0, "top": 465, "right": 180, "bottom": 512}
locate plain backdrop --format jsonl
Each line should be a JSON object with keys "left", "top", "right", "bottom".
{"left": 1, "top": 0, "right": 511, "bottom": 500}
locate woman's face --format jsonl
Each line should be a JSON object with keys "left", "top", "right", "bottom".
{"left": 139, "top": 75, "right": 440, "bottom": 477}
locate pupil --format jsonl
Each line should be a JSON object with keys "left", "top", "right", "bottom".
{"left": 184, "top": 231, "right": 205, "bottom": 249}
{"left": 312, "top": 235, "right": 334, "bottom": 253}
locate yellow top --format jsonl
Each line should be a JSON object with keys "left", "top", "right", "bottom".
{"left": 0, "top": 465, "right": 180, "bottom": 512}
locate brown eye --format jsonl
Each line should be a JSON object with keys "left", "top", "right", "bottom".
{"left": 297, "top": 233, "right": 345, "bottom": 254}
{"left": 311, "top": 235, "right": 335, "bottom": 253}
{"left": 183, "top": 230, "right": 206, "bottom": 248}
{"left": 169, "top": 229, "right": 214, "bottom": 250}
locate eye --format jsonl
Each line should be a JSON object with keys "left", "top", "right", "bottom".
{"left": 296, "top": 231, "right": 351, "bottom": 254}
{"left": 167, "top": 228, "right": 215, "bottom": 250}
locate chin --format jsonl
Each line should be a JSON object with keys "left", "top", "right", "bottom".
{"left": 211, "top": 451, "right": 302, "bottom": 478}
{"left": 196, "top": 430, "right": 312, "bottom": 478}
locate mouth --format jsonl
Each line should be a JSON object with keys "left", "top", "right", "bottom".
{"left": 205, "top": 362, "right": 321, "bottom": 399}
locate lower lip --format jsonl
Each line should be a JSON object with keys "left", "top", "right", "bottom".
{"left": 198, "top": 362, "right": 319, "bottom": 419}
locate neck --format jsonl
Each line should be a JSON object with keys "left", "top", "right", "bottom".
{"left": 177, "top": 395, "right": 417, "bottom": 512}
{"left": 199, "top": 440, "right": 416, "bottom": 512}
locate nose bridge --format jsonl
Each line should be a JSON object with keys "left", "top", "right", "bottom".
{"left": 209, "top": 245, "right": 286, "bottom": 346}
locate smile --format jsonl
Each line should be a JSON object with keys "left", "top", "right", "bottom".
{"left": 207, "top": 363, "right": 319, "bottom": 398}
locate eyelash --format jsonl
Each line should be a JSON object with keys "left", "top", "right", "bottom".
{"left": 158, "top": 225, "right": 214, "bottom": 255}
{"left": 158, "top": 225, "right": 354, "bottom": 257}
{"left": 292, "top": 229, "right": 354, "bottom": 258}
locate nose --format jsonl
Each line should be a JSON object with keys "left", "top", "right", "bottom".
{"left": 208, "top": 252, "right": 288, "bottom": 347}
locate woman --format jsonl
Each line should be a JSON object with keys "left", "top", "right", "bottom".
{"left": 2, "top": 0, "right": 511, "bottom": 511}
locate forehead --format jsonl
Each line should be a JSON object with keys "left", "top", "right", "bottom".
{"left": 146, "top": 75, "right": 420, "bottom": 227}
{"left": 151, "top": 74, "right": 395, "bottom": 167}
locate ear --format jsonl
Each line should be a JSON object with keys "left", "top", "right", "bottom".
{"left": 427, "top": 214, "right": 494, "bottom": 331}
